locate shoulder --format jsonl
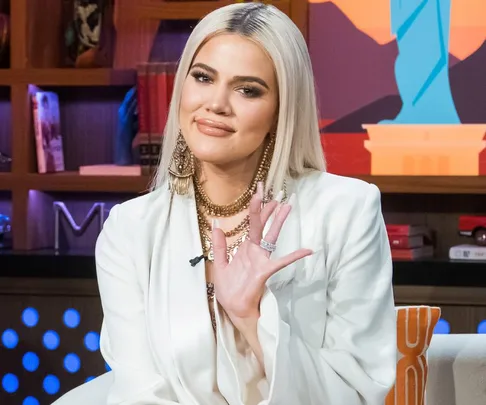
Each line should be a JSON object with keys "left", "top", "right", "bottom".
{"left": 111, "top": 186, "right": 170, "bottom": 222}
{"left": 99, "top": 186, "right": 171, "bottom": 242}
{"left": 294, "top": 171, "right": 381, "bottom": 215}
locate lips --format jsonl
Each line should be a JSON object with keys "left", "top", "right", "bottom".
{"left": 195, "top": 118, "right": 235, "bottom": 137}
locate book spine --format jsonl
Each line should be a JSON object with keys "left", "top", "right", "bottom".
{"left": 388, "top": 235, "right": 423, "bottom": 249}
{"left": 147, "top": 63, "right": 160, "bottom": 175}
{"left": 136, "top": 63, "right": 151, "bottom": 175}
{"left": 32, "top": 95, "right": 47, "bottom": 174}
{"left": 156, "top": 62, "right": 168, "bottom": 135}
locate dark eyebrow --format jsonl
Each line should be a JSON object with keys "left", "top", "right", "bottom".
{"left": 190, "top": 62, "right": 270, "bottom": 90}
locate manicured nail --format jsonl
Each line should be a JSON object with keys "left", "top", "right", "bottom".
{"left": 212, "top": 219, "right": 220, "bottom": 230}
{"left": 257, "top": 181, "right": 264, "bottom": 199}
{"left": 274, "top": 190, "right": 284, "bottom": 203}
{"left": 287, "top": 193, "right": 296, "bottom": 206}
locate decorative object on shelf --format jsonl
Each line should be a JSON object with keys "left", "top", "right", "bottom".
{"left": 0, "top": 11, "right": 9, "bottom": 68}
{"left": 0, "top": 213, "right": 11, "bottom": 249}
{"left": 0, "top": 150, "right": 11, "bottom": 171}
{"left": 458, "top": 215, "right": 486, "bottom": 246}
{"left": 450, "top": 215, "right": 486, "bottom": 261}
{"left": 386, "top": 223, "right": 435, "bottom": 260}
{"left": 64, "top": 0, "right": 116, "bottom": 68}
{"left": 53, "top": 201, "right": 106, "bottom": 251}
{"left": 115, "top": 86, "right": 137, "bottom": 165}
{"left": 31, "top": 91, "right": 65, "bottom": 174}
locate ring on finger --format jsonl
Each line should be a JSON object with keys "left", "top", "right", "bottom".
{"left": 260, "top": 238, "right": 277, "bottom": 253}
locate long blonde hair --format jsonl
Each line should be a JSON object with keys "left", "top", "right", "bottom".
{"left": 150, "top": 2, "right": 326, "bottom": 194}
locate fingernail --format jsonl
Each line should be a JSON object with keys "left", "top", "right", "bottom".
{"left": 212, "top": 219, "right": 220, "bottom": 230}
{"left": 288, "top": 193, "right": 296, "bottom": 206}
{"left": 257, "top": 182, "right": 264, "bottom": 199}
{"left": 274, "top": 190, "right": 284, "bottom": 203}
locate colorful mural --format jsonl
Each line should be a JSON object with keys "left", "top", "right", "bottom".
{"left": 309, "top": 0, "right": 486, "bottom": 175}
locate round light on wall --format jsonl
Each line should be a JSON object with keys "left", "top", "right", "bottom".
{"left": 23, "top": 397, "right": 40, "bottom": 405}
{"left": 22, "top": 308, "right": 39, "bottom": 328}
{"left": 433, "top": 318, "right": 451, "bottom": 334}
{"left": 43, "top": 375, "right": 60, "bottom": 395}
{"left": 84, "top": 331, "right": 100, "bottom": 352}
{"left": 63, "top": 309, "right": 81, "bottom": 329}
{"left": 1, "top": 329, "right": 19, "bottom": 349}
{"left": 22, "top": 352, "right": 40, "bottom": 372}
{"left": 63, "top": 353, "right": 81, "bottom": 373}
{"left": 42, "top": 331, "right": 60, "bottom": 350}
{"left": 477, "top": 320, "right": 486, "bottom": 334}
{"left": 2, "top": 373, "right": 19, "bottom": 393}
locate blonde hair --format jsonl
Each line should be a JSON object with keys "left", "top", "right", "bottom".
{"left": 150, "top": 2, "right": 326, "bottom": 194}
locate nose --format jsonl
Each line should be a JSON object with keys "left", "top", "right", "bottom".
{"left": 205, "top": 85, "right": 232, "bottom": 116}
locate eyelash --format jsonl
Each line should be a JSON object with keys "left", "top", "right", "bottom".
{"left": 190, "top": 70, "right": 263, "bottom": 98}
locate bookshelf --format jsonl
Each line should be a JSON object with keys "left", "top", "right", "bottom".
{"left": 0, "top": 0, "right": 309, "bottom": 250}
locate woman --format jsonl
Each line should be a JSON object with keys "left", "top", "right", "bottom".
{"left": 53, "top": 3, "right": 396, "bottom": 405}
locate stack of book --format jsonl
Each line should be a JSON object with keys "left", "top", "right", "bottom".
{"left": 386, "top": 224, "right": 434, "bottom": 260}
{"left": 134, "top": 61, "right": 177, "bottom": 175}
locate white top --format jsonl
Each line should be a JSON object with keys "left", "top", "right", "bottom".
{"left": 92, "top": 171, "right": 396, "bottom": 405}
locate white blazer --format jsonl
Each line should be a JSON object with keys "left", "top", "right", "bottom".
{"left": 53, "top": 171, "right": 396, "bottom": 405}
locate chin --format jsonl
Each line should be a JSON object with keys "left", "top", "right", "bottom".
{"left": 187, "top": 133, "right": 234, "bottom": 164}
{"left": 192, "top": 147, "right": 236, "bottom": 166}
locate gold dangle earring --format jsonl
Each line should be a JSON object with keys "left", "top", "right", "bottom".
{"left": 168, "top": 130, "right": 195, "bottom": 195}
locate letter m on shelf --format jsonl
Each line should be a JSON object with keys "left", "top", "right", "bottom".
{"left": 53, "top": 201, "right": 106, "bottom": 251}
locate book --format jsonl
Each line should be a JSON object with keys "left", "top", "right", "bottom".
{"left": 135, "top": 61, "right": 177, "bottom": 175}
{"left": 391, "top": 245, "right": 434, "bottom": 260}
{"left": 388, "top": 234, "right": 424, "bottom": 249}
{"left": 31, "top": 91, "right": 65, "bottom": 173}
{"left": 386, "top": 224, "right": 429, "bottom": 237}
{"left": 449, "top": 244, "right": 486, "bottom": 261}
{"left": 79, "top": 164, "right": 141, "bottom": 176}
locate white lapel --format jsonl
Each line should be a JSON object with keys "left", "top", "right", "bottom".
{"left": 147, "top": 185, "right": 229, "bottom": 405}
{"left": 168, "top": 188, "right": 228, "bottom": 403}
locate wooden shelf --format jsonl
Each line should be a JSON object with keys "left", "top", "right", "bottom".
{"left": 23, "top": 172, "right": 152, "bottom": 193}
{"left": 4, "top": 172, "right": 486, "bottom": 194}
{"left": 135, "top": 1, "right": 290, "bottom": 20}
{"left": 0, "top": 172, "right": 13, "bottom": 191}
{"left": 353, "top": 175, "right": 486, "bottom": 194}
{"left": 0, "top": 68, "right": 136, "bottom": 86}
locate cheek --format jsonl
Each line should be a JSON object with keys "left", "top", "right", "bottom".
{"left": 234, "top": 99, "right": 276, "bottom": 132}
{"left": 180, "top": 80, "right": 202, "bottom": 116}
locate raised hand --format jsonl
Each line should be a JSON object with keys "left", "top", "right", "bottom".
{"left": 211, "top": 185, "right": 313, "bottom": 322}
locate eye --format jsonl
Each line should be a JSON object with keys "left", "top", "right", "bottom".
{"left": 238, "top": 86, "right": 263, "bottom": 98}
{"left": 191, "top": 70, "right": 212, "bottom": 83}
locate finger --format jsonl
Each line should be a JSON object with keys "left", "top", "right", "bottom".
{"left": 248, "top": 192, "right": 264, "bottom": 244}
{"left": 263, "top": 203, "right": 292, "bottom": 245}
{"left": 260, "top": 200, "right": 279, "bottom": 225}
{"left": 259, "top": 189, "right": 284, "bottom": 229}
{"left": 263, "top": 249, "right": 313, "bottom": 279}
{"left": 211, "top": 219, "right": 228, "bottom": 268}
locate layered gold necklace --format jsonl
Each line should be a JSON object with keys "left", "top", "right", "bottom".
{"left": 195, "top": 136, "right": 274, "bottom": 263}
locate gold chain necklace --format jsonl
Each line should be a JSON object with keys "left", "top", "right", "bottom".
{"left": 196, "top": 204, "right": 250, "bottom": 238}
{"left": 199, "top": 225, "right": 249, "bottom": 263}
{"left": 194, "top": 136, "right": 274, "bottom": 217}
